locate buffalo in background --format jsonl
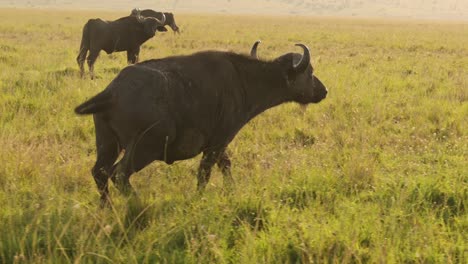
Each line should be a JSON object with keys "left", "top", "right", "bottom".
{"left": 130, "top": 8, "right": 180, "bottom": 33}
{"left": 76, "top": 10, "right": 166, "bottom": 79}
{"left": 75, "top": 41, "right": 328, "bottom": 206}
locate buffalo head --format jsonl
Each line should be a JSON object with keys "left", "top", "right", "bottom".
{"left": 135, "top": 10, "right": 167, "bottom": 37}
{"left": 287, "top": 44, "right": 328, "bottom": 104}
{"left": 252, "top": 41, "right": 328, "bottom": 104}
{"left": 131, "top": 8, "right": 180, "bottom": 34}
{"left": 164, "top": 13, "right": 180, "bottom": 33}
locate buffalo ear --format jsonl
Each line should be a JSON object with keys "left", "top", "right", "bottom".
{"left": 156, "top": 26, "right": 168, "bottom": 32}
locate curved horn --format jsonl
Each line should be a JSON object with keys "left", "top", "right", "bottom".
{"left": 136, "top": 9, "right": 145, "bottom": 23}
{"left": 158, "top": 13, "right": 166, "bottom": 25}
{"left": 293, "top": 43, "right": 310, "bottom": 73}
{"left": 250, "top": 40, "right": 261, "bottom": 59}
{"left": 147, "top": 13, "right": 166, "bottom": 25}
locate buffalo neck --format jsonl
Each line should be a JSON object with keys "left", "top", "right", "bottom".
{"left": 110, "top": 21, "right": 151, "bottom": 50}
{"left": 231, "top": 57, "right": 293, "bottom": 120}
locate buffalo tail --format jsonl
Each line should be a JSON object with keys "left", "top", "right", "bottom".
{"left": 74, "top": 91, "right": 114, "bottom": 115}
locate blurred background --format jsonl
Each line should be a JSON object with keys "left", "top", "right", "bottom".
{"left": 2, "top": 0, "right": 468, "bottom": 20}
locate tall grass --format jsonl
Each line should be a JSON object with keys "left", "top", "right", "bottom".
{"left": 0, "top": 8, "right": 466, "bottom": 263}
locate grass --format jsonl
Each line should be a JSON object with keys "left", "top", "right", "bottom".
{"left": 0, "top": 8, "right": 467, "bottom": 263}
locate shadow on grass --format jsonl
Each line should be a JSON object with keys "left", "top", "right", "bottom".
{"left": 48, "top": 67, "right": 80, "bottom": 78}
{"left": 124, "top": 195, "right": 153, "bottom": 231}
{"left": 103, "top": 67, "right": 122, "bottom": 75}
{"left": 46, "top": 66, "right": 122, "bottom": 80}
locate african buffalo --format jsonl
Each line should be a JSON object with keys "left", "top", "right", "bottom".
{"left": 130, "top": 8, "right": 180, "bottom": 33}
{"left": 75, "top": 41, "right": 328, "bottom": 206}
{"left": 76, "top": 10, "right": 166, "bottom": 79}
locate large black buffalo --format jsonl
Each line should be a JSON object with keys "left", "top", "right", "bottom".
{"left": 76, "top": 10, "right": 166, "bottom": 79}
{"left": 75, "top": 41, "right": 328, "bottom": 206}
{"left": 130, "top": 8, "right": 180, "bottom": 33}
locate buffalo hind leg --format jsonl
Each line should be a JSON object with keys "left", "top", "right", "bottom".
{"left": 92, "top": 116, "right": 120, "bottom": 207}
{"left": 87, "top": 49, "right": 100, "bottom": 80}
{"left": 217, "top": 150, "right": 234, "bottom": 188}
{"left": 111, "top": 139, "right": 138, "bottom": 197}
{"left": 93, "top": 152, "right": 118, "bottom": 207}
{"left": 111, "top": 126, "right": 171, "bottom": 197}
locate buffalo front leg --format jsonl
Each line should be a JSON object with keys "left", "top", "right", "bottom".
{"left": 217, "top": 150, "right": 234, "bottom": 188}
{"left": 127, "top": 47, "right": 140, "bottom": 64}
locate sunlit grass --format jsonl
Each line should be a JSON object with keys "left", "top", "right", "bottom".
{"left": 0, "top": 8, "right": 467, "bottom": 263}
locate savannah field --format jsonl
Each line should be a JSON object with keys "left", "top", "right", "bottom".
{"left": 0, "top": 7, "right": 467, "bottom": 263}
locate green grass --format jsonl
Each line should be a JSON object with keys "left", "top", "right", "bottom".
{"left": 0, "top": 8, "right": 467, "bottom": 263}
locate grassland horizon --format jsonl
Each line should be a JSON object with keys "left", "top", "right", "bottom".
{"left": 2, "top": 0, "right": 468, "bottom": 21}
{"left": 0, "top": 7, "right": 466, "bottom": 263}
